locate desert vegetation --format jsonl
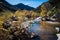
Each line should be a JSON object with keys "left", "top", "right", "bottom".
{"left": 0, "top": 9, "right": 40, "bottom": 40}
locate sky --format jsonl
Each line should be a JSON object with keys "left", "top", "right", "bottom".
{"left": 6, "top": 0, "right": 48, "bottom": 8}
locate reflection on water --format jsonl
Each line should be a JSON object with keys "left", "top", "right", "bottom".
{"left": 29, "top": 21, "right": 59, "bottom": 40}
{"left": 29, "top": 22, "right": 40, "bottom": 34}
{"left": 29, "top": 22, "right": 40, "bottom": 40}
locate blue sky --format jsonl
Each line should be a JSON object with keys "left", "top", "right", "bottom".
{"left": 6, "top": 0, "right": 48, "bottom": 8}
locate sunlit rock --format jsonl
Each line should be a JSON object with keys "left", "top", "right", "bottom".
{"left": 33, "top": 17, "right": 42, "bottom": 22}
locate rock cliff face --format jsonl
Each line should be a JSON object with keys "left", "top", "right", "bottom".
{"left": 40, "top": 2, "right": 52, "bottom": 17}
{"left": 34, "top": 2, "right": 52, "bottom": 13}
{"left": 39, "top": 0, "right": 60, "bottom": 40}
{"left": 49, "top": 0, "right": 60, "bottom": 7}
{"left": 35, "top": 0, "right": 60, "bottom": 17}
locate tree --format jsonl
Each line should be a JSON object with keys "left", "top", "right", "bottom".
{"left": 49, "top": 0, "right": 60, "bottom": 3}
{"left": 47, "top": 7, "right": 58, "bottom": 17}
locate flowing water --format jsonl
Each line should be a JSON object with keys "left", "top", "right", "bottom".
{"left": 29, "top": 22, "right": 40, "bottom": 40}
{"left": 29, "top": 21, "right": 59, "bottom": 40}
{"left": 29, "top": 22, "right": 40, "bottom": 34}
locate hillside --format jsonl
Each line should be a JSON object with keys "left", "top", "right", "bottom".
{"left": 14, "top": 3, "right": 35, "bottom": 10}
{"left": 0, "top": 0, "right": 35, "bottom": 12}
{"left": 0, "top": 0, "right": 18, "bottom": 12}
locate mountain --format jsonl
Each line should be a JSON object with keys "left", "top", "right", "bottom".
{"left": 34, "top": 0, "right": 60, "bottom": 13}
{"left": 14, "top": 3, "right": 35, "bottom": 10}
{"left": 0, "top": 0, "right": 18, "bottom": 12}
{"left": 34, "top": 5, "right": 41, "bottom": 13}
{"left": 34, "top": 2, "right": 46, "bottom": 13}
{"left": 34, "top": 2, "right": 47, "bottom": 13}
{"left": 0, "top": 0, "right": 35, "bottom": 12}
